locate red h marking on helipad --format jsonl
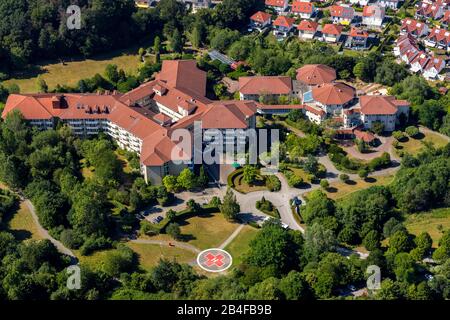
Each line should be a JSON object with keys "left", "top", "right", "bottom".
{"left": 205, "top": 253, "right": 224, "bottom": 267}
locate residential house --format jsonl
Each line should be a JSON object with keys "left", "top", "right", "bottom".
{"left": 410, "top": 52, "right": 431, "bottom": 72}
{"left": 273, "top": 16, "right": 296, "bottom": 38}
{"left": 238, "top": 76, "right": 293, "bottom": 102}
{"left": 322, "top": 23, "right": 344, "bottom": 42}
{"left": 191, "top": 0, "right": 211, "bottom": 12}
{"left": 303, "top": 82, "right": 356, "bottom": 115}
{"left": 348, "top": 27, "right": 370, "bottom": 49}
{"left": 378, "top": 0, "right": 402, "bottom": 10}
{"left": 424, "top": 27, "right": 450, "bottom": 50}
{"left": 265, "top": 0, "right": 289, "bottom": 13}
{"left": 400, "top": 18, "right": 430, "bottom": 37}
{"left": 362, "top": 5, "right": 386, "bottom": 27}
{"left": 415, "top": 0, "right": 445, "bottom": 20}
{"left": 250, "top": 11, "right": 272, "bottom": 31}
{"left": 359, "top": 95, "right": 410, "bottom": 132}
{"left": 330, "top": 5, "right": 355, "bottom": 25}
{"left": 297, "top": 20, "right": 320, "bottom": 39}
{"left": 442, "top": 11, "right": 450, "bottom": 27}
{"left": 423, "top": 57, "right": 446, "bottom": 79}
{"left": 291, "top": 1, "right": 317, "bottom": 19}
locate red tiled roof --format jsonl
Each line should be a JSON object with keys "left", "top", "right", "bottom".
{"left": 304, "top": 104, "right": 326, "bottom": 116}
{"left": 359, "top": 95, "right": 409, "bottom": 115}
{"left": 250, "top": 11, "right": 272, "bottom": 24}
{"left": 296, "top": 64, "right": 336, "bottom": 85}
{"left": 239, "top": 76, "right": 292, "bottom": 95}
{"left": 201, "top": 101, "right": 257, "bottom": 129}
{"left": 322, "top": 24, "right": 343, "bottom": 35}
{"left": 350, "top": 27, "right": 369, "bottom": 38}
{"left": 362, "top": 5, "right": 385, "bottom": 17}
{"left": 401, "top": 18, "right": 427, "bottom": 34}
{"left": 416, "top": 0, "right": 444, "bottom": 19}
{"left": 297, "top": 20, "right": 319, "bottom": 32}
{"left": 273, "top": 16, "right": 295, "bottom": 28}
{"left": 442, "top": 10, "right": 450, "bottom": 23}
{"left": 312, "top": 82, "right": 355, "bottom": 105}
{"left": 354, "top": 129, "right": 376, "bottom": 143}
{"left": 265, "top": 0, "right": 287, "bottom": 7}
{"left": 427, "top": 27, "right": 450, "bottom": 45}
{"left": 156, "top": 60, "right": 207, "bottom": 97}
{"left": 330, "top": 5, "right": 354, "bottom": 19}
{"left": 292, "top": 1, "right": 314, "bottom": 13}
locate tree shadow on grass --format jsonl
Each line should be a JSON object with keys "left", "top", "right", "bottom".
{"left": 326, "top": 187, "right": 338, "bottom": 193}
{"left": 10, "top": 229, "right": 32, "bottom": 241}
{"left": 345, "top": 180, "right": 357, "bottom": 185}
{"left": 365, "top": 177, "right": 377, "bottom": 183}
{"left": 178, "top": 234, "right": 196, "bottom": 242}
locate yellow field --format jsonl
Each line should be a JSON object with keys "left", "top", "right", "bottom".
{"left": 225, "top": 225, "right": 259, "bottom": 266}
{"left": 3, "top": 48, "right": 141, "bottom": 93}
{"left": 8, "top": 202, "right": 43, "bottom": 241}
{"left": 404, "top": 207, "right": 450, "bottom": 248}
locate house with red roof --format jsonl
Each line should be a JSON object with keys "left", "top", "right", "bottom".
{"left": 424, "top": 27, "right": 450, "bottom": 50}
{"left": 347, "top": 27, "right": 370, "bottom": 49}
{"left": 362, "top": 5, "right": 385, "bottom": 27}
{"left": 359, "top": 96, "right": 410, "bottom": 131}
{"left": 297, "top": 20, "right": 319, "bottom": 39}
{"left": 303, "top": 82, "right": 356, "bottom": 115}
{"left": 423, "top": 57, "right": 446, "bottom": 79}
{"left": 330, "top": 5, "right": 355, "bottom": 25}
{"left": 238, "top": 76, "right": 293, "bottom": 102}
{"left": 250, "top": 11, "right": 272, "bottom": 31}
{"left": 291, "top": 1, "right": 317, "bottom": 19}
{"left": 272, "top": 16, "right": 296, "bottom": 38}
{"left": 265, "top": 0, "right": 289, "bottom": 13}
{"left": 322, "top": 24, "right": 344, "bottom": 42}
{"left": 410, "top": 52, "right": 431, "bottom": 72}
{"left": 416, "top": 0, "right": 445, "bottom": 20}
{"left": 442, "top": 11, "right": 450, "bottom": 28}
{"left": 400, "top": 18, "right": 430, "bottom": 37}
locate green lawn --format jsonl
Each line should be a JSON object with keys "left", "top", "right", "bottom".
{"left": 404, "top": 207, "right": 450, "bottom": 248}
{"left": 396, "top": 130, "right": 448, "bottom": 155}
{"left": 225, "top": 225, "right": 259, "bottom": 266}
{"left": 178, "top": 212, "right": 240, "bottom": 250}
{"left": 3, "top": 47, "right": 141, "bottom": 93}
{"left": 126, "top": 243, "right": 196, "bottom": 271}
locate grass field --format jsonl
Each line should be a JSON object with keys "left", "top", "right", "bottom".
{"left": 3, "top": 48, "right": 141, "bottom": 93}
{"left": 404, "top": 207, "right": 450, "bottom": 248}
{"left": 225, "top": 225, "right": 259, "bottom": 266}
{"left": 306, "top": 174, "right": 395, "bottom": 200}
{"left": 8, "top": 202, "right": 43, "bottom": 241}
{"left": 126, "top": 243, "right": 196, "bottom": 271}
{"left": 76, "top": 248, "right": 118, "bottom": 270}
{"left": 396, "top": 130, "right": 448, "bottom": 155}
{"left": 178, "top": 212, "right": 240, "bottom": 250}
